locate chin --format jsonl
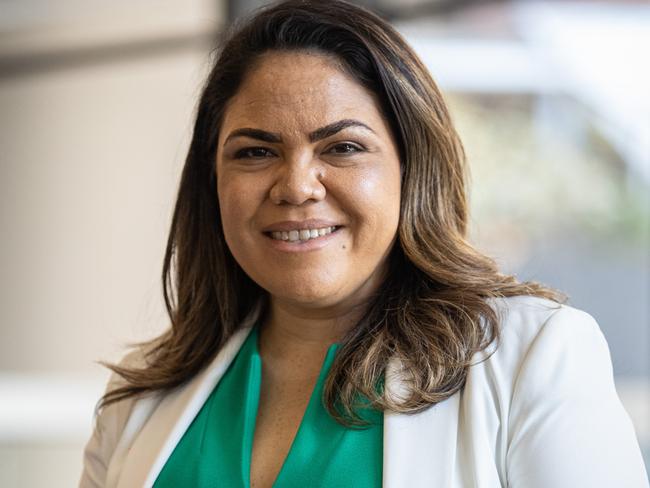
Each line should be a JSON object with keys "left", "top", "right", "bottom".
{"left": 267, "top": 280, "right": 347, "bottom": 308}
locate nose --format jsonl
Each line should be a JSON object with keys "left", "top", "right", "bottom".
{"left": 269, "top": 153, "right": 326, "bottom": 205}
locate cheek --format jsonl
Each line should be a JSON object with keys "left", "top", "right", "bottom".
{"left": 336, "top": 165, "right": 401, "bottom": 234}
{"left": 217, "top": 173, "right": 262, "bottom": 244}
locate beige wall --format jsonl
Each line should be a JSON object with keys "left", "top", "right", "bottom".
{"left": 0, "top": 1, "right": 222, "bottom": 485}
{"left": 0, "top": 52, "right": 206, "bottom": 372}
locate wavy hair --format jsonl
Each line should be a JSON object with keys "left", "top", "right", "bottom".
{"left": 99, "top": 0, "right": 565, "bottom": 425}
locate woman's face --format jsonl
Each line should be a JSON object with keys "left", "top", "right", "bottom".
{"left": 216, "top": 51, "right": 401, "bottom": 311}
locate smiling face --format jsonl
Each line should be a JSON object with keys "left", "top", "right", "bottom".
{"left": 216, "top": 50, "right": 401, "bottom": 311}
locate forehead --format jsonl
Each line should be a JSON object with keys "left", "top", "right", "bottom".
{"left": 220, "top": 51, "right": 384, "bottom": 135}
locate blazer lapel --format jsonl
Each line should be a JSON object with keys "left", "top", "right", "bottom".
{"left": 383, "top": 357, "right": 461, "bottom": 488}
{"left": 115, "top": 317, "right": 259, "bottom": 487}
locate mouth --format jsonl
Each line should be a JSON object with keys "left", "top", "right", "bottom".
{"left": 263, "top": 225, "right": 343, "bottom": 243}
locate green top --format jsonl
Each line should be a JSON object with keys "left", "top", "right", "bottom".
{"left": 153, "top": 325, "right": 383, "bottom": 487}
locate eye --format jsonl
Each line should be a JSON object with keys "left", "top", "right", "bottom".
{"left": 233, "top": 147, "right": 275, "bottom": 159}
{"left": 326, "top": 142, "right": 364, "bottom": 155}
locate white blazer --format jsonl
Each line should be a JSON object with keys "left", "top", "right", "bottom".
{"left": 80, "top": 295, "right": 649, "bottom": 487}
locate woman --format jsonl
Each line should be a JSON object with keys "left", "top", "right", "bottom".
{"left": 80, "top": 1, "right": 649, "bottom": 487}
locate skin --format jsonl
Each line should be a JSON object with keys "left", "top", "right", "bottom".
{"left": 216, "top": 50, "right": 401, "bottom": 488}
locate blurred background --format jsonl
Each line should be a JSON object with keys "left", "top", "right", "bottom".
{"left": 0, "top": 0, "right": 647, "bottom": 485}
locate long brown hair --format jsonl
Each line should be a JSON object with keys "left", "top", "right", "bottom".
{"left": 100, "top": 0, "right": 565, "bottom": 425}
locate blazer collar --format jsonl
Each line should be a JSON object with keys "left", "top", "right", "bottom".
{"left": 114, "top": 318, "right": 459, "bottom": 488}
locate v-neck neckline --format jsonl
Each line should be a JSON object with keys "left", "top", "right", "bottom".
{"left": 152, "top": 324, "right": 383, "bottom": 488}
{"left": 245, "top": 325, "right": 340, "bottom": 488}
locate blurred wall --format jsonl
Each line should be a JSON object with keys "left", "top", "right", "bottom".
{"left": 0, "top": 1, "right": 222, "bottom": 486}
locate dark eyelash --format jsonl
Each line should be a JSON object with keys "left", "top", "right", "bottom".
{"left": 328, "top": 142, "right": 364, "bottom": 154}
{"left": 233, "top": 143, "right": 364, "bottom": 159}
{"left": 233, "top": 147, "right": 274, "bottom": 159}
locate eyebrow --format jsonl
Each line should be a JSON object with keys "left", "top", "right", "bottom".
{"left": 223, "top": 119, "right": 375, "bottom": 145}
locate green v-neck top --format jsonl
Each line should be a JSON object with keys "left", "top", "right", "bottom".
{"left": 153, "top": 325, "right": 383, "bottom": 487}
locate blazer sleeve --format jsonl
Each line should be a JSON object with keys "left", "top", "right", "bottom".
{"left": 506, "top": 306, "right": 649, "bottom": 487}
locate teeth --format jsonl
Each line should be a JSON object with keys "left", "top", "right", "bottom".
{"left": 270, "top": 226, "right": 336, "bottom": 242}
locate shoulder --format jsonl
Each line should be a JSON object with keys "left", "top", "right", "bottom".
{"left": 80, "top": 328, "right": 253, "bottom": 487}
{"left": 474, "top": 300, "right": 648, "bottom": 486}
{"left": 484, "top": 294, "right": 603, "bottom": 366}
{"left": 464, "top": 295, "right": 589, "bottom": 395}
{"left": 487, "top": 294, "right": 590, "bottom": 338}
{"left": 463, "top": 294, "right": 617, "bottom": 426}
{"left": 475, "top": 295, "right": 612, "bottom": 400}
{"left": 80, "top": 347, "right": 159, "bottom": 487}
{"left": 483, "top": 294, "right": 616, "bottom": 408}
{"left": 94, "top": 340, "right": 169, "bottom": 436}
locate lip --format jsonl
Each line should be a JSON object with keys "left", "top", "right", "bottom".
{"left": 261, "top": 219, "right": 342, "bottom": 232}
{"left": 262, "top": 225, "right": 344, "bottom": 253}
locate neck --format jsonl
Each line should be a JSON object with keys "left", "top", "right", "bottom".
{"left": 257, "top": 260, "right": 390, "bottom": 375}
{"left": 257, "top": 296, "right": 368, "bottom": 372}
